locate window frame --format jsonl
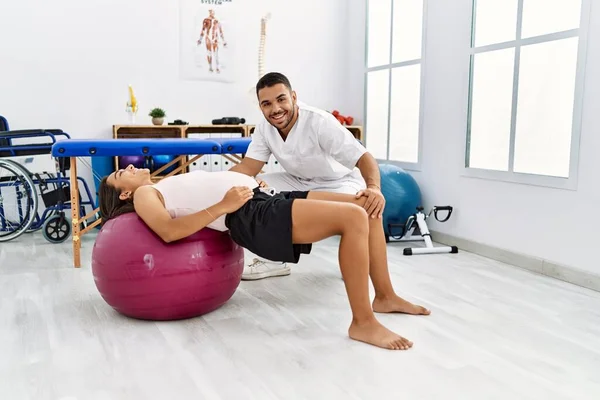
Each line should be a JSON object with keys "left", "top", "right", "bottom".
{"left": 363, "top": 0, "right": 428, "bottom": 172}
{"left": 462, "top": 0, "right": 592, "bottom": 191}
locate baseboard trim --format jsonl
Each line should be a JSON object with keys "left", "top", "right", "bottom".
{"left": 430, "top": 230, "right": 600, "bottom": 293}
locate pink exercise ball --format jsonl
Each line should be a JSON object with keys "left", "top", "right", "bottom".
{"left": 91, "top": 213, "right": 244, "bottom": 321}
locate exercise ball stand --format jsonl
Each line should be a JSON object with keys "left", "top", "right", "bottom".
{"left": 386, "top": 206, "right": 459, "bottom": 256}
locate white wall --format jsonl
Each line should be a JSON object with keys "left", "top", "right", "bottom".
{"left": 350, "top": 1, "right": 600, "bottom": 275}
{"left": 0, "top": 0, "right": 356, "bottom": 134}
{"left": 345, "top": 2, "right": 367, "bottom": 124}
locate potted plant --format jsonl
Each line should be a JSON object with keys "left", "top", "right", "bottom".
{"left": 149, "top": 107, "right": 166, "bottom": 125}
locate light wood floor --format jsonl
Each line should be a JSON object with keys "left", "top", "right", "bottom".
{"left": 1, "top": 231, "right": 599, "bottom": 400}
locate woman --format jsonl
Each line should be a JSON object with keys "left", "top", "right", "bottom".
{"left": 99, "top": 164, "right": 430, "bottom": 350}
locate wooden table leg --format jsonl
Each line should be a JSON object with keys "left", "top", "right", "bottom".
{"left": 69, "top": 157, "right": 81, "bottom": 268}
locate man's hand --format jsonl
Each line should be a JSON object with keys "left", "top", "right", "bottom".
{"left": 355, "top": 186, "right": 385, "bottom": 219}
{"left": 220, "top": 186, "right": 254, "bottom": 213}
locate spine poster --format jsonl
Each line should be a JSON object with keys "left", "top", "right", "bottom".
{"left": 179, "top": 0, "right": 238, "bottom": 82}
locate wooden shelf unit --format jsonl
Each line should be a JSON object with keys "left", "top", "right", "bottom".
{"left": 112, "top": 124, "right": 250, "bottom": 138}
{"left": 112, "top": 125, "right": 185, "bottom": 138}
{"left": 185, "top": 125, "right": 249, "bottom": 137}
{"left": 113, "top": 125, "right": 186, "bottom": 175}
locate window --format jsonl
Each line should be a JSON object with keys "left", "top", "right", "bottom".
{"left": 364, "top": 0, "right": 426, "bottom": 168}
{"left": 465, "top": 0, "right": 591, "bottom": 189}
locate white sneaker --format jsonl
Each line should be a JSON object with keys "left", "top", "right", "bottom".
{"left": 242, "top": 258, "right": 291, "bottom": 280}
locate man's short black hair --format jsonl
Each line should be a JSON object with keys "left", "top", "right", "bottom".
{"left": 256, "top": 72, "right": 292, "bottom": 96}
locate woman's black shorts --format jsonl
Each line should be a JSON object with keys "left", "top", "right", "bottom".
{"left": 225, "top": 188, "right": 312, "bottom": 263}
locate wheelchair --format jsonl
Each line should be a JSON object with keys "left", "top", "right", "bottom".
{"left": 0, "top": 117, "right": 97, "bottom": 243}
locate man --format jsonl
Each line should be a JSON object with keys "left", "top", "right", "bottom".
{"left": 230, "top": 72, "right": 385, "bottom": 280}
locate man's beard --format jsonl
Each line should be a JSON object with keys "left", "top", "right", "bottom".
{"left": 271, "top": 104, "right": 296, "bottom": 133}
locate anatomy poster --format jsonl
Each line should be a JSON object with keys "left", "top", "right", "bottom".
{"left": 179, "top": 0, "right": 238, "bottom": 82}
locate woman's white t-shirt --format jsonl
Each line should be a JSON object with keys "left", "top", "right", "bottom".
{"left": 151, "top": 170, "right": 259, "bottom": 232}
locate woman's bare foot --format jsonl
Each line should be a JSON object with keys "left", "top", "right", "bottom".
{"left": 348, "top": 318, "right": 413, "bottom": 350}
{"left": 372, "top": 295, "right": 431, "bottom": 315}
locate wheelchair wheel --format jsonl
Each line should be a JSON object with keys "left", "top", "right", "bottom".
{"left": 0, "top": 159, "right": 38, "bottom": 242}
{"left": 42, "top": 213, "right": 71, "bottom": 243}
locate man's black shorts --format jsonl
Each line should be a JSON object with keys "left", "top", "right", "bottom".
{"left": 225, "top": 188, "right": 311, "bottom": 263}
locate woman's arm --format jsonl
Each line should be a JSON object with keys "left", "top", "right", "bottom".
{"left": 133, "top": 185, "right": 254, "bottom": 243}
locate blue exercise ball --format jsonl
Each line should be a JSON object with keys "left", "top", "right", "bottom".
{"left": 152, "top": 155, "right": 177, "bottom": 174}
{"left": 379, "top": 163, "right": 422, "bottom": 238}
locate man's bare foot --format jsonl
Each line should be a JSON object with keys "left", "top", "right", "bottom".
{"left": 348, "top": 318, "right": 413, "bottom": 350}
{"left": 372, "top": 295, "right": 431, "bottom": 315}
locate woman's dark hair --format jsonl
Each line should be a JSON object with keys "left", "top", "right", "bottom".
{"left": 256, "top": 72, "right": 293, "bottom": 96}
{"left": 98, "top": 175, "right": 136, "bottom": 223}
